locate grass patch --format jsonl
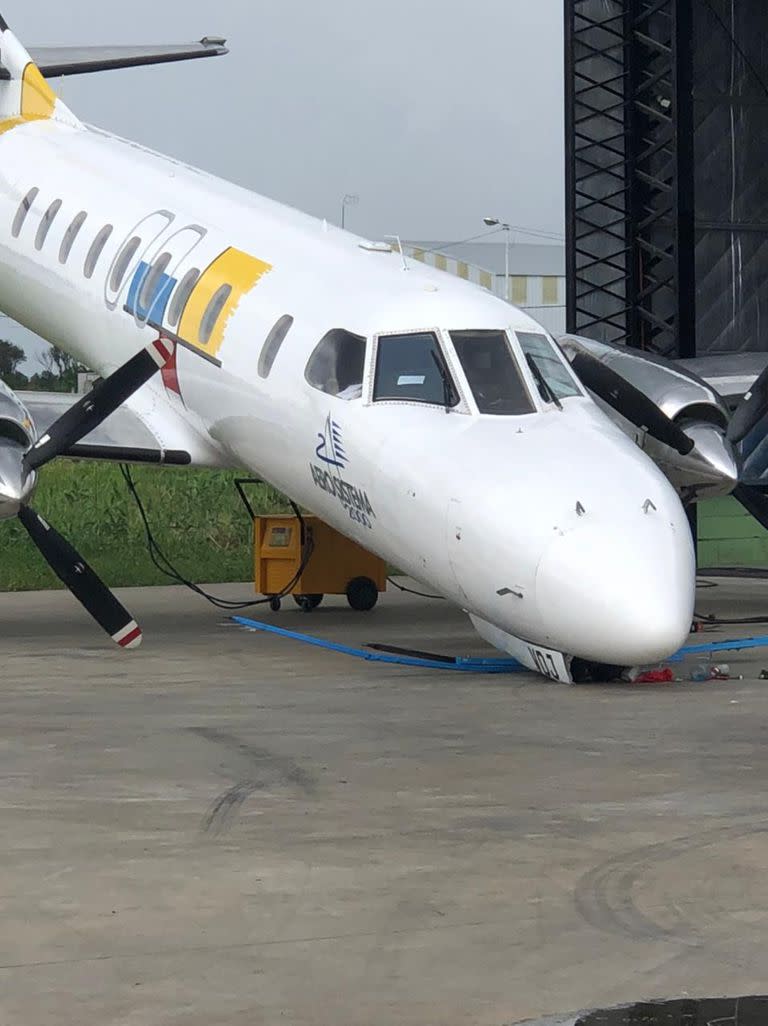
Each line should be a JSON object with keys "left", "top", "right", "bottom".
{"left": 0, "top": 461, "right": 291, "bottom": 591}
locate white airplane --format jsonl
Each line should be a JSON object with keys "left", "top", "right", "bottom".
{"left": 0, "top": 15, "right": 765, "bottom": 682}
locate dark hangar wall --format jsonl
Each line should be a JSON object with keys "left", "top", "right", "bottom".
{"left": 565, "top": 0, "right": 768, "bottom": 358}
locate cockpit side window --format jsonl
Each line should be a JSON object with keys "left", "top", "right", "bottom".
{"left": 451, "top": 330, "right": 535, "bottom": 415}
{"left": 516, "top": 331, "right": 583, "bottom": 401}
{"left": 373, "top": 332, "right": 459, "bottom": 407}
{"left": 305, "top": 329, "right": 366, "bottom": 400}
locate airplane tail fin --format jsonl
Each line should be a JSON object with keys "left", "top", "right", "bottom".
{"left": 0, "top": 14, "right": 80, "bottom": 129}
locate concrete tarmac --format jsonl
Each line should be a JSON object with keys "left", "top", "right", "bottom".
{"left": 2, "top": 578, "right": 768, "bottom": 1025}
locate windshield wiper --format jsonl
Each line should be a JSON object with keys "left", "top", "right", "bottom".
{"left": 430, "top": 351, "right": 457, "bottom": 412}
{"left": 526, "top": 353, "right": 563, "bottom": 411}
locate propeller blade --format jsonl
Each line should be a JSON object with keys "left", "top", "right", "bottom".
{"left": 727, "top": 362, "right": 768, "bottom": 444}
{"left": 17, "top": 505, "right": 143, "bottom": 648}
{"left": 733, "top": 483, "right": 768, "bottom": 533}
{"left": 24, "top": 337, "right": 173, "bottom": 472}
{"left": 571, "top": 351, "right": 694, "bottom": 456}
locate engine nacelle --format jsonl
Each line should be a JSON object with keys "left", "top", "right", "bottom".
{"left": 0, "top": 378, "right": 36, "bottom": 444}
{"left": 0, "top": 379, "right": 37, "bottom": 519}
{"left": 559, "top": 335, "right": 738, "bottom": 500}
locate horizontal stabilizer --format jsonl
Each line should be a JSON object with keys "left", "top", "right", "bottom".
{"left": 0, "top": 38, "right": 228, "bottom": 79}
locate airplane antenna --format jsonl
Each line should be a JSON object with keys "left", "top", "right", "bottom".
{"left": 385, "top": 235, "right": 409, "bottom": 271}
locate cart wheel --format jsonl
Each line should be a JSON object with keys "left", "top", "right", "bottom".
{"left": 293, "top": 594, "right": 324, "bottom": 612}
{"left": 346, "top": 576, "right": 379, "bottom": 612}
{"left": 269, "top": 596, "right": 282, "bottom": 612}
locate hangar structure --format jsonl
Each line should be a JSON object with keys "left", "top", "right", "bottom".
{"left": 564, "top": 0, "right": 768, "bottom": 360}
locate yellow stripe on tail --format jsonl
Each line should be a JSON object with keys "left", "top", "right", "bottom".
{"left": 21, "top": 64, "right": 56, "bottom": 119}
{"left": 0, "top": 15, "right": 80, "bottom": 135}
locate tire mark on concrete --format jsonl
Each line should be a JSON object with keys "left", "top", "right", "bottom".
{"left": 186, "top": 726, "right": 317, "bottom": 834}
{"left": 574, "top": 818, "right": 768, "bottom": 942}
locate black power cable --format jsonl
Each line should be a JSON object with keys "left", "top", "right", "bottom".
{"left": 386, "top": 575, "right": 444, "bottom": 601}
{"left": 123, "top": 466, "right": 447, "bottom": 606}
{"left": 119, "top": 464, "right": 315, "bottom": 611}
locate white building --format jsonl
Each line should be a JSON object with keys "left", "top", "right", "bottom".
{"left": 403, "top": 242, "right": 566, "bottom": 336}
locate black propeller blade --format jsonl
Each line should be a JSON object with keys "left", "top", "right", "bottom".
{"left": 731, "top": 484, "right": 768, "bottom": 534}
{"left": 571, "top": 351, "right": 695, "bottom": 456}
{"left": 17, "top": 505, "right": 143, "bottom": 648}
{"left": 24, "top": 337, "right": 173, "bottom": 472}
{"left": 727, "top": 362, "right": 768, "bottom": 445}
{"left": 3, "top": 338, "right": 171, "bottom": 646}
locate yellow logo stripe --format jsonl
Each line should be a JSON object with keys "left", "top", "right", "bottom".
{"left": 179, "top": 247, "right": 272, "bottom": 359}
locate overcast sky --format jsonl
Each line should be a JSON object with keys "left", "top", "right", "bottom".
{"left": 6, "top": 0, "right": 565, "bottom": 366}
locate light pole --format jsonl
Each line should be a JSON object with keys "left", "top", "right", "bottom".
{"left": 341, "top": 193, "right": 359, "bottom": 230}
{"left": 483, "top": 216, "right": 512, "bottom": 302}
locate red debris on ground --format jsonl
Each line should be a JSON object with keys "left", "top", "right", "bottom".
{"left": 631, "top": 668, "right": 676, "bottom": 684}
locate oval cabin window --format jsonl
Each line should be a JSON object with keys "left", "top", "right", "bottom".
{"left": 59, "top": 211, "right": 88, "bottom": 264}
{"left": 12, "top": 187, "right": 39, "bottom": 238}
{"left": 168, "top": 268, "right": 200, "bottom": 328}
{"left": 258, "top": 315, "right": 294, "bottom": 378}
{"left": 35, "top": 199, "right": 62, "bottom": 251}
{"left": 84, "top": 225, "right": 114, "bottom": 279}
{"left": 199, "top": 284, "right": 232, "bottom": 346}
{"left": 110, "top": 236, "right": 142, "bottom": 293}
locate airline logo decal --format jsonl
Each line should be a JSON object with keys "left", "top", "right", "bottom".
{"left": 315, "top": 415, "right": 347, "bottom": 469}
{"left": 310, "top": 415, "right": 375, "bottom": 529}
{"left": 178, "top": 246, "right": 271, "bottom": 359}
{"left": 121, "top": 220, "right": 272, "bottom": 367}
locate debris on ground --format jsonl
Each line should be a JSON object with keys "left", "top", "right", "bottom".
{"left": 627, "top": 667, "right": 676, "bottom": 684}
{"left": 690, "top": 662, "right": 732, "bottom": 681}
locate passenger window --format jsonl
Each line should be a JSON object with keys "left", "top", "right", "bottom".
{"left": 305, "top": 329, "right": 366, "bottom": 399}
{"left": 258, "top": 315, "right": 294, "bottom": 378}
{"left": 139, "top": 252, "right": 172, "bottom": 312}
{"left": 199, "top": 284, "right": 232, "bottom": 345}
{"left": 110, "top": 236, "right": 142, "bottom": 292}
{"left": 84, "top": 225, "right": 114, "bottom": 279}
{"left": 12, "top": 187, "right": 39, "bottom": 238}
{"left": 35, "top": 199, "right": 62, "bottom": 251}
{"left": 451, "top": 330, "right": 534, "bottom": 415}
{"left": 168, "top": 268, "right": 200, "bottom": 328}
{"left": 373, "top": 332, "right": 458, "bottom": 407}
{"left": 59, "top": 211, "right": 87, "bottom": 264}
{"left": 516, "top": 331, "right": 582, "bottom": 401}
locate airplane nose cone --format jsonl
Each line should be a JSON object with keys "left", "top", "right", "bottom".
{"left": 535, "top": 511, "right": 695, "bottom": 665}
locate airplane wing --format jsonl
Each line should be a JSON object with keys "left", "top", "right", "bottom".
{"left": 16, "top": 384, "right": 232, "bottom": 468}
{"left": 16, "top": 39, "right": 228, "bottom": 80}
{"left": 560, "top": 335, "right": 768, "bottom": 503}
{"left": 675, "top": 353, "right": 768, "bottom": 405}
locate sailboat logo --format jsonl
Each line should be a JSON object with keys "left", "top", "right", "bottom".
{"left": 315, "top": 414, "right": 347, "bottom": 469}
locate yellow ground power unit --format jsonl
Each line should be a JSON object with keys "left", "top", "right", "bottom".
{"left": 254, "top": 514, "right": 387, "bottom": 612}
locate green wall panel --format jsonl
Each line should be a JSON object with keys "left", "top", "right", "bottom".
{"left": 697, "top": 497, "right": 768, "bottom": 567}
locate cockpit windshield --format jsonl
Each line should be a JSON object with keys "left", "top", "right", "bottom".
{"left": 515, "top": 332, "right": 582, "bottom": 401}
{"left": 373, "top": 332, "right": 459, "bottom": 407}
{"left": 451, "top": 330, "right": 535, "bottom": 415}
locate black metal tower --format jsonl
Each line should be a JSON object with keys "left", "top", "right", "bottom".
{"left": 565, "top": 0, "right": 768, "bottom": 359}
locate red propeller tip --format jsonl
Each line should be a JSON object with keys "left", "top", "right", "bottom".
{"left": 113, "top": 621, "right": 143, "bottom": 649}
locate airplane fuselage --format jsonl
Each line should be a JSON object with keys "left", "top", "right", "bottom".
{"left": 0, "top": 117, "right": 696, "bottom": 677}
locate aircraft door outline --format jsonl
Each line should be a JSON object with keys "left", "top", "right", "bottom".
{"left": 104, "top": 210, "right": 175, "bottom": 311}
{"left": 126, "top": 224, "right": 208, "bottom": 328}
